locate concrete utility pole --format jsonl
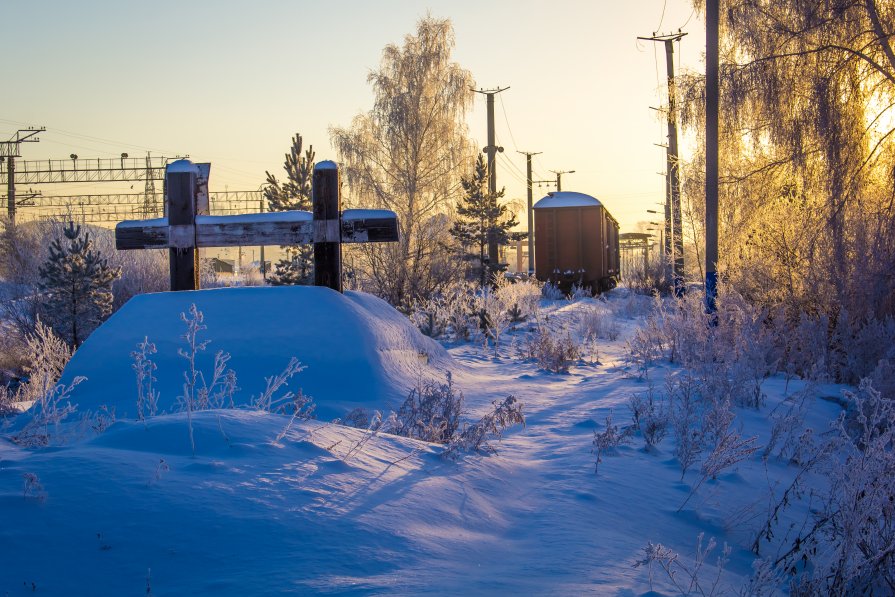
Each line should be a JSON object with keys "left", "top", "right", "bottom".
{"left": 639, "top": 31, "right": 687, "bottom": 296}
{"left": 705, "top": 0, "right": 720, "bottom": 317}
{"left": 1, "top": 127, "right": 45, "bottom": 226}
{"left": 517, "top": 150, "right": 541, "bottom": 274}
{"left": 550, "top": 169, "right": 575, "bottom": 192}
{"left": 473, "top": 86, "right": 509, "bottom": 273}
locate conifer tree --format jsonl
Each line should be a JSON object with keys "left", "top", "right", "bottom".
{"left": 450, "top": 154, "right": 525, "bottom": 286}
{"left": 38, "top": 222, "right": 120, "bottom": 348}
{"left": 264, "top": 133, "right": 315, "bottom": 285}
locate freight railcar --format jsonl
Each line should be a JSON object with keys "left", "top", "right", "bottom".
{"left": 532, "top": 191, "right": 620, "bottom": 293}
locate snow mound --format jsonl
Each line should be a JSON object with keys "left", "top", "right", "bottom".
{"left": 60, "top": 286, "right": 453, "bottom": 421}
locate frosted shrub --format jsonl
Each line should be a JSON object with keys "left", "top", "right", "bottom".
{"left": 519, "top": 326, "right": 580, "bottom": 373}
{"left": 20, "top": 320, "right": 73, "bottom": 406}
{"left": 568, "top": 283, "right": 593, "bottom": 301}
{"left": 579, "top": 305, "right": 620, "bottom": 341}
{"left": 0, "top": 385, "right": 13, "bottom": 416}
{"left": 12, "top": 375, "right": 83, "bottom": 448}
{"left": 541, "top": 282, "right": 564, "bottom": 301}
{"left": 132, "top": 337, "right": 159, "bottom": 421}
{"left": 780, "top": 379, "right": 895, "bottom": 594}
{"left": 393, "top": 373, "right": 463, "bottom": 444}
{"left": 342, "top": 407, "right": 371, "bottom": 429}
{"left": 9, "top": 321, "right": 82, "bottom": 447}
{"left": 592, "top": 411, "right": 633, "bottom": 474}
{"left": 678, "top": 428, "right": 759, "bottom": 512}
{"left": 253, "top": 356, "right": 306, "bottom": 413}
{"left": 410, "top": 294, "right": 448, "bottom": 338}
{"left": 494, "top": 274, "right": 541, "bottom": 323}
{"left": 634, "top": 533, "right": 731, "bottom": 596}
{"left": 22, "top": 472, "right": 46, "bottom": 501}
{"left": 667, "top": 372, "right": 704, "bottom": 479}
{"left": 834, "top": 313, "right": 895, "bottom": 384}
{"left": 442, "top": 395, "right": 525, "bottom": 459}
{"left": 474, "top": 288, "right": 512, "bottom": 354}
{"left": 629, "top": 388, "right": 668, "bottom": 450}
{"left": 410, "top": 281, "right": 477, "bottom": 342}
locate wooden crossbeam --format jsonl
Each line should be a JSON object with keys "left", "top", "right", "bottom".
{"left": 115, "top": 210, "right": 398, "bottom": 250}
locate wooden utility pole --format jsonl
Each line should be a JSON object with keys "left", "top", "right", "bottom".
{"left": 705, "top": 0, "right": 720, "bottom": 316}
{"left": 473, "top": 86, "right": 509, "bottom": 274}
{"left": 639, "top": 32, "right": 687, "bottom": 295}
{"left": 550, "top": 169, "right": 575, "bottom": 192}
{"left": 518, "top": 150, "right": 541, "bottom": 274}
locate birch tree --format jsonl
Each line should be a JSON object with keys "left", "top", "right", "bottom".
{"left": 679, "top": 0, "right": 895, "bottom": 320}
{"left": 330, "top": 16, "right": 475, "bottom": 306}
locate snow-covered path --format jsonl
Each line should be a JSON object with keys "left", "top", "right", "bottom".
{"left": 0, "top": 293, "right": 840, "bottom": 595}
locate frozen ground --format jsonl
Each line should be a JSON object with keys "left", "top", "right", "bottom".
{"left": 0, "top": 287, "right": 844, "bottom": 595}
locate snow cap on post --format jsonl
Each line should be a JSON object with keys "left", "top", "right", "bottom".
{"left": 314, "top": 160, "right": 338, "bottom": 171}
{"left": 166, "top": 159, "right": 199, "bottom": 174}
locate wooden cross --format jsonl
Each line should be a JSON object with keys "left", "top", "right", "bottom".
{"left": 115, "top": 159, "right": 399, "bottom": 292}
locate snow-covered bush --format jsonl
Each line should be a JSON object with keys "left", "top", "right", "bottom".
{"left": 519, "top": 326, "right": 580, "bottom": 373}
{"left": 442, "top": 395, "right": 525, "bottom": 459}
{"left": 678, "top": 429, "right": 759, "bottom": 511}
{"left": 568, "top": 283, "right": 593, "bottom": 301}
{"left": 629, "top": 387, "right": 668, "bottom": 450}
{"left": 132, "top": 337, "right": 159, "bottom": 421}
{"left": 21, "top": 472, "right": 46, "bottom": 501}
{"left": 541, "top": 282, "right": 564, "bottom": 301}
{"left": 409, "top": 281, "right": 478, "bottom": 342}
{"left": 177, "top": 305, "right": 240, "bottom": 415}
{"left": 592, "top": 411, "right": 633, "bottom": 474}
{"left": 494, "top": 274, "right": 541, "bottom": 323}
{"left": 12, "top": 375, "right": 83, "bottom": 448}
{"left": 634, "top": 533, "right": 731, "bottom": 596}
{"left": 392, "top": 373, "right": 463, "bottom": 444}
{"left": 253, "top": 356, "right": 305, "bottom": 413}
{"left": 579, "top": 305, "right": 620, "bottom": 342}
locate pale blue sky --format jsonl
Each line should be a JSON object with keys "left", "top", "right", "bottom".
{"left": 2, "top": 0, "right": 703, "bottom": 230}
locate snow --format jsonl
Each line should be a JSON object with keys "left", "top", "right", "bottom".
{"left": 195, "top": 211, "right": 313, "bottom": 225}
{"left": 117, "top": 217, "right": 166, "bottom": 229}
{"left": 165, "top": 159, "right": 198, "bottom": 174}
{"left": 54, "top": 286, "right": 452, "bottom": 421}
{"left": 533, "top": 191, "right": 602, "bottom": 209}
{"left": 315, "top": 160, "right": 338, "bottom": 170}
{"left": 0, "top": 290, "right": 848, "bottom": 594}
{"left": 341, "top": 208, "right": 397, "bottom": 221}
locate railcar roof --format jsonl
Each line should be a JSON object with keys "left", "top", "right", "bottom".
{"left": 532, "top": 191, "right": 602, "bottom": 209}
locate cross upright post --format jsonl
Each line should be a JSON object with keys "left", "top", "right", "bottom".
{"left": 166, "top": 160, "right": 199, "bottom": 291}
{"left": 312, "top": 161, "right": 342, "bottom": 292}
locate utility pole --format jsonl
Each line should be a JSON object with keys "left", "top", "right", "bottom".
{"left": 517, "top": 150, "right": 541, "bottom": 274}
{"left": 705, "top": 1, "right": 720, "bottom": 316}
{"left": 639, "top": 31, "right": 687, "bottom": 296}
{"left": 1, "top": 127, "right": 45, "bottom": 226}
{"left": 473, "top": 86, "right": 509, "bottom": 275}
{"left": 550, "top": 169, "right": 575, "bottom": 192}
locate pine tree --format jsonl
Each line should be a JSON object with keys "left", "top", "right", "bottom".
{"left": 38, "top": 222, "right": 120, "bottom": 348}
{"left": 264, "top": 133, "right": 315, "bottom": 285}
{"left": 450, "top": 155, "right": 525, "bottom": 286}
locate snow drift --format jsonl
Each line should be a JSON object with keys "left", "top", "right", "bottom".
{"left": 59, "top": 286, "right": 453, "bottom": 420}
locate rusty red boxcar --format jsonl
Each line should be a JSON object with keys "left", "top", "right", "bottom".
{"left": 533, "top": 191, "right": 620, "bottom": 293}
